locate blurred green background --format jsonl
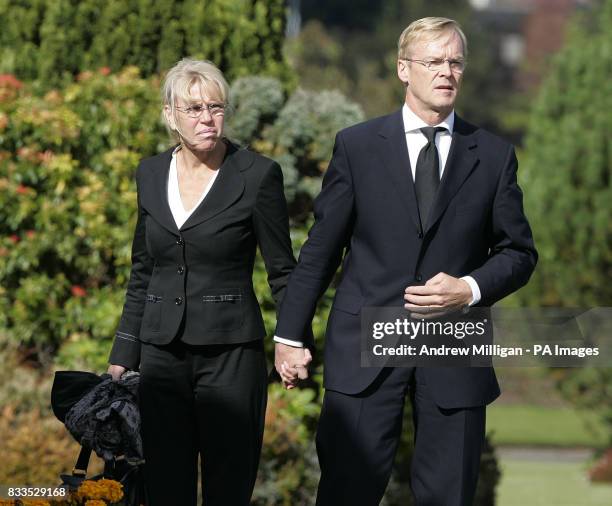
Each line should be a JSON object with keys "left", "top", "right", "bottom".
{"left": 0, "top": 0, "right": 611, "bottom": 504}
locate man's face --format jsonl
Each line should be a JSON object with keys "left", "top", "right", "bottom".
{"left": 397, "top": 30, "right": 465, "bottom": 116}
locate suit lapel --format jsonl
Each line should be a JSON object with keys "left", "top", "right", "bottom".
{"left": 424, "top": 115, "right": 479, "bottom": 235}
{"left": 179, "top": 142, "right": 247, "bottom": 231}
{"left": 377, "top": 110, "right": 421, "bottom": 232}
{"left": 139, "top": 147, "right": 179, "bottom": 235}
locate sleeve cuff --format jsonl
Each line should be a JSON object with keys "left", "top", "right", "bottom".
{"left": 108, "top": 331, "right": 141, "bottom": 370}
{"left": 273, "top": 335, "right": 304, "bottom": 347}
{"left": 460, "top": 275, "right": 481, "bottom": 306}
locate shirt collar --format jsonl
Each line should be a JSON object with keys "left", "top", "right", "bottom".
{"left": 171, "top": 144, "right": 182, "bottom": 158}
{"left": 402, "top": 103, "right": 454, "bottom": 135}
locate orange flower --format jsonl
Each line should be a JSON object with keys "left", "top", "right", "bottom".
{"left": 75, "top": 478, "right": 123, "bottom": 503}
{"left": 8, "top": 234, "right": 19, "bottom": 244}
{"left": 16, "top": 184, "right": 29, "bottom": 195}
{"left": 84, "top": 500, "right": 106, "bottom": 506}
{"left": 25, "top": 230, "right": 36, "bottom": 239}
{"left": 99, "top": 67, "right": 111, "bottom": 76}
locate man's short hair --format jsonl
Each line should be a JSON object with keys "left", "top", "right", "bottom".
{"left": 398, "top": 17, "right": 468, "bottom": 59}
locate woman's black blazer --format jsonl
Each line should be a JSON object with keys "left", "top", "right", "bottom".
{"left": 109, "top": 142, "right": 296, "bottom": 370}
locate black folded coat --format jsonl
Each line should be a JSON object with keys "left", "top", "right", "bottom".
{"left": 51, "top": 370, "right": 143, "bottom": 464}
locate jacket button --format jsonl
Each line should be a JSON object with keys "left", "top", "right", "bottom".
{"left": 175, "top": 296, "right": 183, "bottom": 305}
{"left": 415, "top": 274, "right": 423, "bottom": 282}
{"left": 177, "top": 265, "right": 185, "bottom": 275}
{"left": 417, "top": 231, "right": 423, "bottom": 239}
{"left": 176, "top": 237, "right": 184, "bottom": 246}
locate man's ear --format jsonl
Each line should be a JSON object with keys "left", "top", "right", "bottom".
{"left": 397, "top": 59, "right": 410, "bottom": 87}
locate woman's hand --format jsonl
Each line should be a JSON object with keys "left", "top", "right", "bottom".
{"left": 107, "top": 364, "right": 127, "bottom": 381}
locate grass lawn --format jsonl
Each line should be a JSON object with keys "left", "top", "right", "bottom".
{"left": 487, "top": 404, "right": 608, "bottom": 448}
{"left": 497, "top": 459, "right": 612, "bottom": 506}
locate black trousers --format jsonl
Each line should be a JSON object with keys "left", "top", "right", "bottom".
{"left": 315, "top": 367, "right": 486, "bottom": 506}
{"left": 138, "top": 339, "right": 268, "bottom": 506}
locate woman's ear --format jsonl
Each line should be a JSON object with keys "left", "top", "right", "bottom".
{"left": 164, "top": 105, "right": 176, "bottom": 131}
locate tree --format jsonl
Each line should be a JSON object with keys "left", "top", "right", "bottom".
{"left": 520, "top": 0, "right": 611, "bottom": 307}
{"left": 518, "top": 0, "right": 612, "bottom": 448}
{"left": 0, "top": 0, "right": 294, "bottom": 88}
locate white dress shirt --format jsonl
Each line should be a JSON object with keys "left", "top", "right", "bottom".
{"left": 168, "top": 146, "right": 219, "bottom": 229}
{"left": 274, "top": 104, "right": 481, "bottom": 348}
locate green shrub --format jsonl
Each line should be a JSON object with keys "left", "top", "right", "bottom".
{"left": 258, "top": 88, "right": 364, "bottom": 214}
{"left": 0, "top": 69, "right": 162, "bottom": 363}
{"left": 0, "top": 0, "right": 293, "bottom": 89}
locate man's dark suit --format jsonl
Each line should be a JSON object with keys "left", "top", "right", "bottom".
{"left": 276, "top": 109, "right": 537, "bottom": 504}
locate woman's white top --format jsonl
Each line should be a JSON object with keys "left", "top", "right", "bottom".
{"left": 167, "top": 146, "right": 220, "bottom": 229}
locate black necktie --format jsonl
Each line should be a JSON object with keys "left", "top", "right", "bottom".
{"left": 414, "top": 126, "right": 445, "bottom": 229}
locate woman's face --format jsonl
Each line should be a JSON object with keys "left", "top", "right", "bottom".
{"left": 167, "top": 82, "right": 226, "bottom": 153}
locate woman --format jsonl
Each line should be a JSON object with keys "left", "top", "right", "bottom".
{"left": 107, "top": 58, "right": 299, "bottom": 505}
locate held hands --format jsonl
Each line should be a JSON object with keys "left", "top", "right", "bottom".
{"left": 107, "top": 364, "right": 127, "bottom": 381}
{"left": 404, "top": 272, "right": 472, "bottom": 318}
{"left": 274, "top": 343, "right": 313, "bottom": 390}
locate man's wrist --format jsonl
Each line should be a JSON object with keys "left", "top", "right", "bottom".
{"left": 460, "top": 275, "right": 481, "bottom": 306}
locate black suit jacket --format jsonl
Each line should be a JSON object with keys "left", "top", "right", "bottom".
{"left": 109, "top": 142, "right": 295, "bottom": 370}
{"left": 275, "top": 110, "right": 538, "bottom": 408}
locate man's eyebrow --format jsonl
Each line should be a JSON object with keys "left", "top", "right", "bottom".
{"left": 422, "top": 56, "right": 465, "bottom": 60}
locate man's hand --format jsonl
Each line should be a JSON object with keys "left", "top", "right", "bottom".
{"left": 404, "top": 272, "right": 472, "bottom": 318}
{"left": 107, "top": 364, "right": 127, "bottom": 381}
{"left": 274, "top": 343, "right": 312, "bottom": 390}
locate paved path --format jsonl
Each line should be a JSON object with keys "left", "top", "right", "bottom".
{"left": 498, "top": 445, "right": 593, "bottom": 462}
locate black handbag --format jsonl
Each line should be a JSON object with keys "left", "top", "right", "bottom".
{"left": 59, "top": 445, "right": 146, "bottom": 506}
{"left": 51, "top": 371, "right": 146, "bottom": 505}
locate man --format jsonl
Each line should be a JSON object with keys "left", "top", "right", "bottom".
{"left": 274, "top": 17, "right": 537, "bottom": 505}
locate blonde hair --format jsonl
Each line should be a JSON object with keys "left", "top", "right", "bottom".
{"left": 398, "top": 17, "right": 468, "bottom": 60}
{"left": 161, "top": 58, "right": 230, "bottom": 141}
